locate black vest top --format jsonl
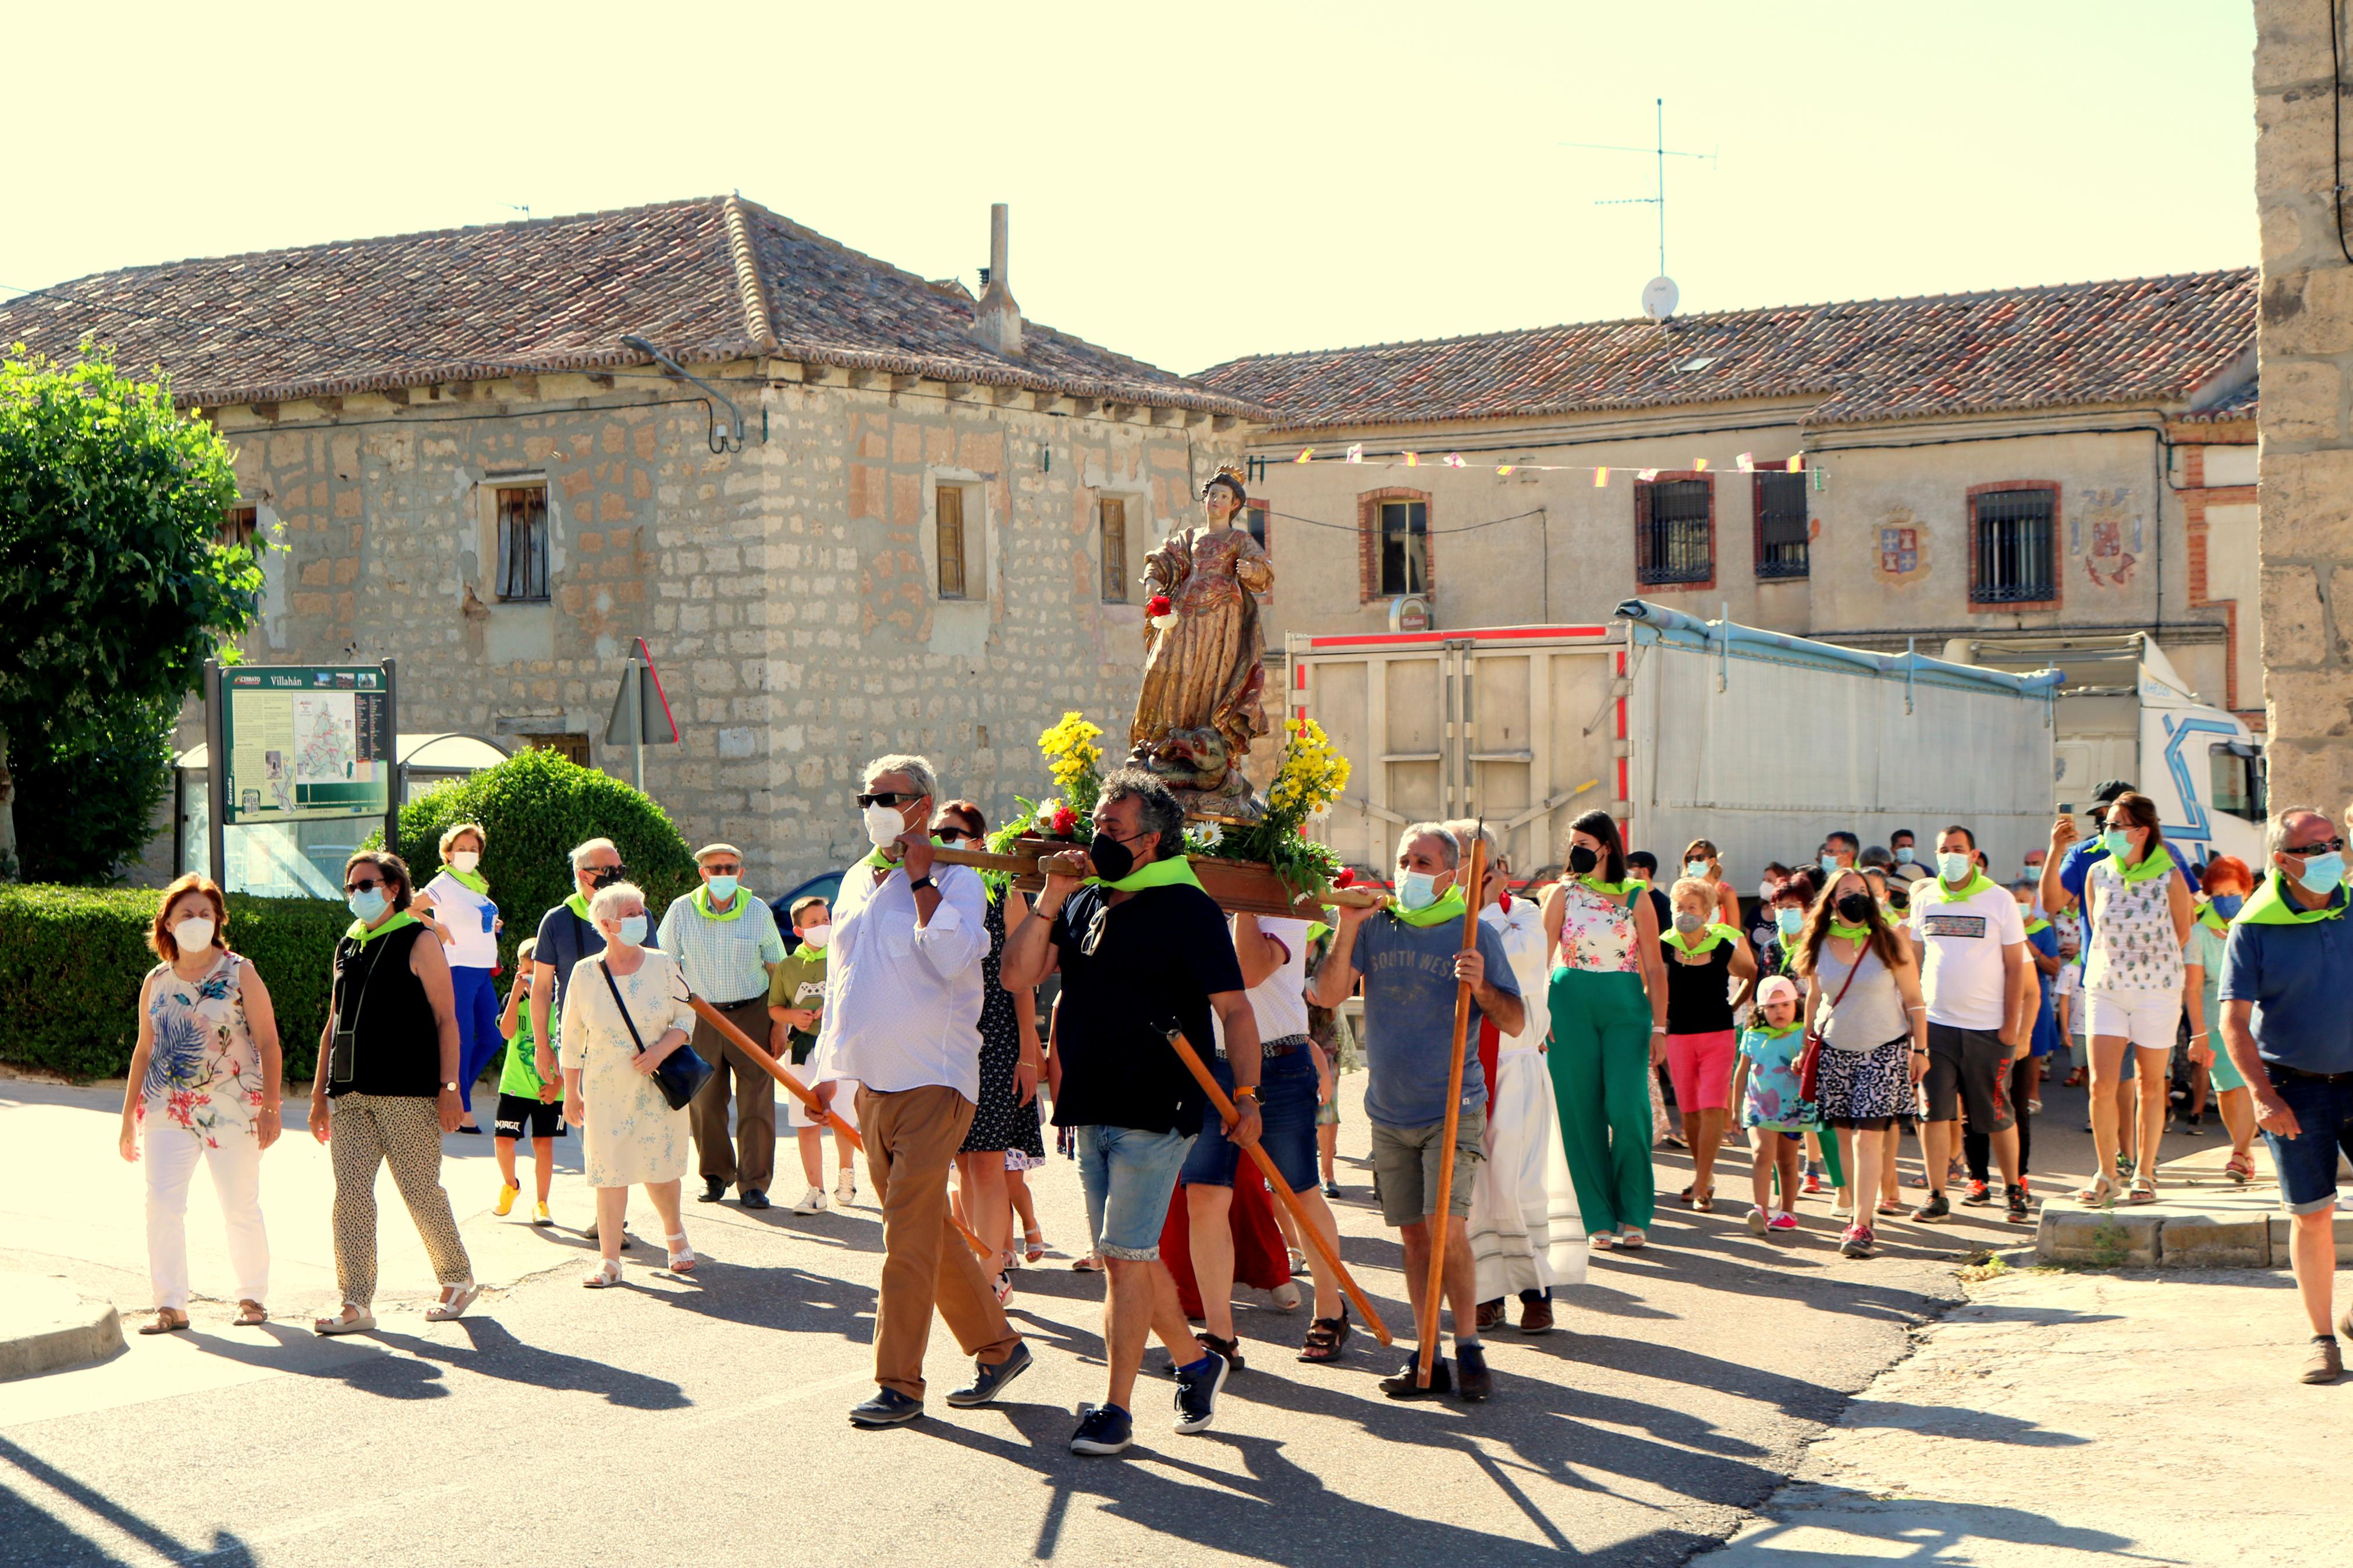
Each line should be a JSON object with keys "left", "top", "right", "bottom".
{"left": 329, "top": 920, "right": 442, "bottom": 1098}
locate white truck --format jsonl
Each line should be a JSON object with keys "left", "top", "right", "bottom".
{"left": 1285, "top": 600, "right": 2065, "bottom": 890}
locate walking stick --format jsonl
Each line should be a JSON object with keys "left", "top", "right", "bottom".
{"left": 1418, "top": 829, "right": 1488, "bottom": 1388}
{"left": 686, "top": 995, "right": 994, "bottom": 1263}
{"left": 1155, "top": 1023, "right": 1392, "bottom": 1345}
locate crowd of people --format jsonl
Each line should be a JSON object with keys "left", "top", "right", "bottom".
{"left": 110, "top": 769, "right": 2353, "bottom": 1424}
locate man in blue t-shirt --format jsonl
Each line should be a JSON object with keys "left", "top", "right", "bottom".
{"left": 2219, "top": 806, "right": 2353, "bottom": 1385}
{"left": 1311, "top": 822, "right": 1522, "bottom": 1406}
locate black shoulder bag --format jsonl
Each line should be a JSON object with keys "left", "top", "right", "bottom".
{"left": 600, "top": 957, "right": 713, "bottom": 1111}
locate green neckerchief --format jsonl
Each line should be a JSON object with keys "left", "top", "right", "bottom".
{"left": 1389, "top": 885, "right": 1470, "bottom": 929}
{"left": 2196, "top": 903, "right": 2230, "bottom": 934}
{"left": 1305, "top": 921, "right": 1332, "bottom": 944}
{"left": 1929, "top": 871, "right": 1999, "bottom": 904}
{"left": 1090, "top": 855, "right": 1208, "bottom": 895}
{"left": 691, "top": 884, "right": 750, "bottom": 922}
{"left": 2115, "top": 843, "right": 2176, "bottom": 886}
{"left": 565, "top": 892, "right": 593, "bottom": 922}
{"left": 1827, "top": 919, "right": 1873, "bottom": 943}
{"left": 2022, "top": 916, "right": 2052, "bottom": 937}
{"left": 1662, "top": 921, "right": 1741, "bottom": 955}
{"left": 2237, "top": 867, "right": 2349, "bottom": 926}
{"left": 1748, "top": 1019, "right": 1803, "bottom": 1040}
{"left": 440, "top": 866, "right": 489, "bottom": 897}
{"left": 345, "top": 911, "right": 421, "bottom": 947}
{"left": 1578, "top": 875, "right": 1634, "bottom": 899}
{"left": 866, "top": 835, "right": 952, "bottom": 872}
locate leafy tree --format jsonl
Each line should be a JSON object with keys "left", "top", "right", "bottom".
{"left": 0, "top": 342, "right": 262, "bottom": 874}
{"left": 8, "top": 696, "right": 176, "bottom": 883}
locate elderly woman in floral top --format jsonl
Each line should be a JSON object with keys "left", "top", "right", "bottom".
{"left": 117, "top": 874, "right": 284, "bottom": 1333}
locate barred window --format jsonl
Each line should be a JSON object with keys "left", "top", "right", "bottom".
{"left": 1971, "top": 487, "right": 2056, "bottom": 604}
{"left": 495, "top": 485, "right": 549, "bottom": 602}
{"left": 1754, "top": 471, "right": 1808, "bottom": 579}
{"left": 1636, "top": 478, "right": 1713, "bottom": 586}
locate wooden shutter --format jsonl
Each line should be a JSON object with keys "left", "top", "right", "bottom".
{"left": 1100, "top": 497, "right": 1127, "bottom": 601}
{"left": 937, "top": 485, "right": 966, "bottom": 598}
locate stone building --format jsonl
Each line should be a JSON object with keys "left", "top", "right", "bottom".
{"left": 0, "top": 197, "right": 1262, "bottom": 888}
{"left": 1197, "top": 273, "right": 2260, "bottom": 726}
{"left": 2253, "top": 0, "right": 2353, "bottom": 809}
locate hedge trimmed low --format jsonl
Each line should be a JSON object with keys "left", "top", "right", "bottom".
{"left": 0, "top": 884, "right": 345, "bottom": 1083}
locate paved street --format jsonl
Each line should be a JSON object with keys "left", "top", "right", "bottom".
{"left": 0, "top": 1064, "right": 2073, "bottom": 1568}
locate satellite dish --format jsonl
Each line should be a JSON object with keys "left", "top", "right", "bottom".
{"left": 1642, "top": 275, "right": 1680, "bottom": 321}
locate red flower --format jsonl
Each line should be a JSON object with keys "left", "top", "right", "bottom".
{"left": 1331, "top": 868, "right": 1355, "bottom": 888}
{"left": 1146, "top": 595, "right": 1173, "bottom": 617}
{"left": 1049, "top": 805, "right": 1080, "bottom": 838}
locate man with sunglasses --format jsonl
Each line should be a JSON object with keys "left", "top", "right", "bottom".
{"left": 1001, "top": 769, "right": 1261, "bottom": 1457}
{"left": 815, "top": 755, "right": 1028, "bottom": 1430}
{"left": 2219, "top": 806, "right": 2353, "bottom": 1383}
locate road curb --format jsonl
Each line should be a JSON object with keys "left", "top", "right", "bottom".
{"left": 0, "top": 1274, "right": 127, "bottom": 1382}
{"left": 2033, "top": 1206, "right": 2353, "bottom": 1268}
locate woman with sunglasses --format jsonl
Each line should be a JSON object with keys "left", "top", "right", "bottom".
{"left": 934, "top": 799, "right": 1045, "bottom": 1303}
{"left": 310, "top": 851, "right": 480, "bottom": 1335}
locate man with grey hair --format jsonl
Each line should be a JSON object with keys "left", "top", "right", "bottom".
{"left": 2219, "top": 805, "right": 2353, "bottom": 1382}
{"left": 1309, "top": 821, "right": 1524, "bottom": 1403}
{"left": 815, "top": 755, "right": 1028, "bottom": 1428}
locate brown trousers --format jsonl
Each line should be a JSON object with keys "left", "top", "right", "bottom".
{"left": 857, "top": 1082, "right": 1021, "bottom": 1400}
{"left": 688, "top": 995, "right": 775, "bottom": 1191}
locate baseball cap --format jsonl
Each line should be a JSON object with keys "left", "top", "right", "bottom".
{"left": 1757, "top": 975, "right": 1801, "bottom": 1007}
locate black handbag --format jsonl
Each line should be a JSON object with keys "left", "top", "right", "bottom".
{"left": 601, "top": 956, "right": 713, "bottom": 1112}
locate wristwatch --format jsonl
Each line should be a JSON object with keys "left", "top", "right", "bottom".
{"left": 1234, "top": 1086, "right": 1261, "bottom": 1104}
{"left": 442, "top": 1081, "right": 460, "bottom": 1093}
{"left": 908, "top": 875, "right": 935, "bottom": 891}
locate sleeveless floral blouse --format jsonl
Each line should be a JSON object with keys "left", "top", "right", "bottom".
{"left": 139, "top": 951, "right": 263, "bottom": 1146}
{"left": 1556, "top": 879, "right": 1641, "bottom": 974}
{"left": 2083, "top": 858, "right": 2185, "bottom": 995}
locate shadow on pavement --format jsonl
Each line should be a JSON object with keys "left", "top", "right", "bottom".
{"left": 0, "top": 1436, "right": 256, "bottom": 1567}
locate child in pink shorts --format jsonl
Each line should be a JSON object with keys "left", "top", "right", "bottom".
{"left": 1662, "top": 877, "right": 1759, "bottom": 1210}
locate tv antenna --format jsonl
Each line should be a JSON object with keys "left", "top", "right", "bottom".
{"left": 1562, "top": 98, "right": 1718, "bottom": 320}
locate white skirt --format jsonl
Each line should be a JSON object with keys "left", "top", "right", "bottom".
{"left": 1468, "top": 1051, "right": 1585, "bottom": 1299}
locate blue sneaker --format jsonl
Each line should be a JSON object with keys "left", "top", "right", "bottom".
{"left": 1070, "top": 1403, "right": 1134, "bottom": 1455}
{"left": 1172, "top": 1347, "right": 1229, "bottom": 1434}
{"left": 946, "top": 1341, "right": 1033, "bottom": 1407}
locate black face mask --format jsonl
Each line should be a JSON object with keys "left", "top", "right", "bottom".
{"left": 1834, "top": 892, "right": 1873, "bottom": 923}
{"left": 1567, "top": 844, "right": 1599, "bottom": 876}
{"left": 1089, "top": 831, "right": 1137, "bottom": 883}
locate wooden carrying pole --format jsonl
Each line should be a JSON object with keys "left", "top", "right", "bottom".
{"left": 1156, "top": 1024, "right": 1392, "bottom": 1346}
{"left": 685, "top": 995, "right": 993, "bottom": 1263}
{"left": 1417, "top": 829, "right": 1488, "bottom": 1387}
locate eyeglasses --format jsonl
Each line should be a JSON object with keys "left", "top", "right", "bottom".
{"left": 344, "top": 878, "right": 386, "bottom": 894}
{"left": 704, "top": 865, "right": 741, "bottom": 877}
{"left": 585, "top": 864, "right": 629, "bottom": 886}
{"left": 934, "top": 831, "right": 976, "bottom": 846}
{"left": 2284, "top": 838, "right": 2345, "bottom": 856}
{"left": 857, "top": 791, "right": 918, "bottom": 809}
{"left": 1080, "top": 903, "right": 1113, "bottom": 958}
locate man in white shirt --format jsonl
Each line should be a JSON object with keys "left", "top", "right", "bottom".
{"left": 1907, "top": 824, "right": 2033, "bottom": 1223}
{"left": 814, "top": 754, "right": 1028, "bottom": 1428}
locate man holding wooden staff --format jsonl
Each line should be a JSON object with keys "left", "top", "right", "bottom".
{"left": 815, "top": 754, "right": 1030, "bottom": 1430}
{"left": 1001, "top": 768, "right": 1261, "bottom": 1457}
{"left": 1309, "top": 822, "right": 1524, "bottom": 1403}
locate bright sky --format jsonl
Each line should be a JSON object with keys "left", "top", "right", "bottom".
{"left": 3, "top": 1, "right": 2256, "bottom": 378}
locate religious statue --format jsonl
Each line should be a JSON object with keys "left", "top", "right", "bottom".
{"left": 1127, "top": 467, "right": 1275, "bottom": 818}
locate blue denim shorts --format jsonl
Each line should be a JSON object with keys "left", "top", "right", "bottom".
{"left": 1073, "top": 1123, "right": 1196, "bottom": 1261}
{"left": 1178, "top": 1044, "right": 1320, "bottom": 1194}
{"left": 2260, "top": 1068, "right": 2353, "bottom": 1215}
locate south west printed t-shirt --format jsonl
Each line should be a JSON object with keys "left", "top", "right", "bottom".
{"left": 1907, "top": 880, "right": 2026, "bottom": 1030}
{"left": 1352, "top": 912, "right": 1518, "bottom": 1130}
{"left": 1049, "top": 881, "right": 1245, "bottom": 1137}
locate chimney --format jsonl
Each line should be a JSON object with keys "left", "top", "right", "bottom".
{"left": 968, "top": 202, "right": 1023, "bottom": 357}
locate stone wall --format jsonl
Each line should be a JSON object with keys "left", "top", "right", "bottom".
{"left": 191, "top": 368, "right": 1243, "bottom": 893}
{"left": 2256, "top": 0, "right": 2353, "bottom": 808}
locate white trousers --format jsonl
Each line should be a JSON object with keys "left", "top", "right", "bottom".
{"left": 144, "top": 1129, "right": 269, "bottom": 1310}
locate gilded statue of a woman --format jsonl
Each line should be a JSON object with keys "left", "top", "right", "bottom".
{"left": 1127, "top": 467, "right": 1274, "bottom": 812}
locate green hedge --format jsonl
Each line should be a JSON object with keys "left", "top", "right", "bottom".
{"left": 0, "top": 884, "right": 345, "bottom": 1083}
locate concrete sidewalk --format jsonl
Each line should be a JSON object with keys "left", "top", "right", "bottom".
{"left": 1699, "top": 1263, "right": 2353, "bottom": 1566}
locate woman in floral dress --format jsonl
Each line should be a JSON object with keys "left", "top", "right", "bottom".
{"left": 116, "top": 875, "right": 283, "bottom": 1332}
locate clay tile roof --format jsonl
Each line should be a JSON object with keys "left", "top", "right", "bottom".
{"left": 2176, "top": 375, "right": 2258, "bottom": 423}
{"left": 1194, "top": 269, "right": 2255, "bottom": 433}
{"left": 0, "top": 194, "right": 1264, "bottom": 419}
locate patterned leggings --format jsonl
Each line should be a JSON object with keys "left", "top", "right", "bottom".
{"left": 328, "top": 1093, "right": 473, "bottom": 1308}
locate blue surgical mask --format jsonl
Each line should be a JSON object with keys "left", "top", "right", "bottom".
{"left": 1894, "top": 846, "right": 1915, "bottom": 865}
{"left": 1937, "top": 851, "right": 1974, "bottom": 884}
{"left": 1775, "top": 907, "right": 1804, "bottom": 937}
{"left": 2294, "top": 852, "right": 2346, "bottom": 896}
{"left": 1819, "top": 854, "right": 1839, "bottom": 875}
{"left": 1683, "top": 859, "right": 1709, "bottom": 880}
{"left": 1397, "top": 870, "right": 1441, "bottom": 912}
{"left": 706, "top": 874, "right": 740, "bottom": 901}
{"left": 617, "top": 913, "right": 650, "bottom": 947}
{"left": 2099, "top": 829, "right": 2132, "bottom": 857}
{"left": 347, "top": 888, "right": 389, "bottom": 923}
{"left": 2210, "top": 893, "right": 2244, "bottom": 920}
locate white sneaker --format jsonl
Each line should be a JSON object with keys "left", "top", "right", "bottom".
{"left": 1270, "top": 1281, "right": 1301, "bottom": 1311}
{"left": 793, "top": 1186, "right": 827, "bottom": 1215}
{"left": 835, "top": 1171, "right": 857, "bottom": 1207}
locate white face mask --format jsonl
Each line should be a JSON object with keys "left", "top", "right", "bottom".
{"left": 449, "top": 850, "right": 481, "bottom": 873}
{"left": 863, "top": 802, "right": 904, "bottom": 849}
{"left": 797, "top": 923, "right": 832, "bottom": 950}
{"left": 172, "top": 916, "right": 216, "bottom": 954}
{"left": 1684, "top": 859, "right": 1710, "bottom": 880}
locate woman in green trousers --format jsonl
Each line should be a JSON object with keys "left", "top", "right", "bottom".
{"left": 1541, "top": 810, "right": 1668, "bottom": 1250}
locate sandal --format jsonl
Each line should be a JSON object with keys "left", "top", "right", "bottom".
{"left": 1024, "top": 1228, "right": 1048, "bottom": 1264}
{"left": 2224, "top": 1151, "right": 2255, "bottom": 1185}
{"left": 1677, "top": 1184, "right": 1697, "bottom": 1206}
{"left": 664, "top": 1234, "right": 698, "bottom": 1275}
{"left": 314, "top": 1305, "right": 376, "bottom": 1335}
{"left": 425, "top": 1281, "right": 481, "bottom": 1321}
{"left": 1691, "top": 1187, "right": 1715, "bottom": 1214}
{"left": 583, "top": 1260, "right": 623, "bottom": 1289}
{"left": 2075, "top": 1175, "right": 2115, "bottom": 1208}
{"left": 1072, "top": 1253, "right": 1105, "bottom": 1272}
{"left": 233, "top": 1300, "right": 267, "bottom": 1327}
{"left": 1588, "top": 1231, "right": 1619, "bottom": 1252}
{"left": 138, "top": 1309, "right": 190, "bottom": 1336}
{"left": 1617, "top": 1226, "right": 1647, "bottom": 1250}
{"left": 1297, "top": 1311, "right": 1353, "bottom": 1363}
{"left": 2127, "top": 1178, "right": 2157, "bottom": 1205}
